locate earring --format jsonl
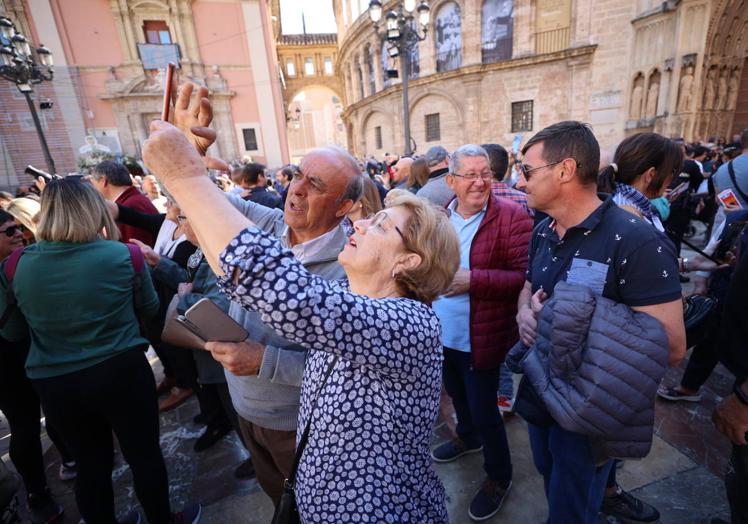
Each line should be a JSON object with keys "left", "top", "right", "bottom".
{"left": 391, "top": 270, "right": 397, "bottom": 278}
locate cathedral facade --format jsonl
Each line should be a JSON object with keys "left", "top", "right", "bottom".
{"left": 334, "top": 0, "right": 748, "bottom": 157}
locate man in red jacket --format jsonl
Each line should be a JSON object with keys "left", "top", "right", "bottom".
{"left": 91, "top": 160, "right": 158, "bottom": 247}
{"left": 429, "top": 144, "right": 532, "bottom": 522}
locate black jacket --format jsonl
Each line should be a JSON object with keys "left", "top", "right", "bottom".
{"left": 719, "top": 251, "right": 748, "bottom": 383}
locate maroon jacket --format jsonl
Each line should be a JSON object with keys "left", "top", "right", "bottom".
{"left": 115, "top": 186, "right": 158, "bottom": 247}
{"left": 461, "top": 195, "right": 532, "bottom": 369}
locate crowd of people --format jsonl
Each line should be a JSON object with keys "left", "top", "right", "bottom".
{"left": 0, "top": 81, "right": 746, "bottom": 524}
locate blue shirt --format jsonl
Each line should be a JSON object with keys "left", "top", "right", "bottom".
{"left": 432, "top": 200, "right": 487, "bottom": 352}
{"left": 527, "top": 196, "right": 682, "bottom": 307}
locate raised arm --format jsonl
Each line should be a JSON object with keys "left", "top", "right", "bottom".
{"left": 142, "top": 121, "right": 251, "bottom": 275}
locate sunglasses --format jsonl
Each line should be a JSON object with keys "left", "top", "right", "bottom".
{"left": 0, "top": 225, "right": 21, "bottom": 237}
{"left": 519, "top": 159, "right": 580, "bottom": 180}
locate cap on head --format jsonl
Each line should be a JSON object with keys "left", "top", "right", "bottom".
{"left": 424, "top": 146, "right": 449, "bottom": 168}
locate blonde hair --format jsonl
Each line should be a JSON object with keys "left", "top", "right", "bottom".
{"left": 37, "top": 179, "right": 121, "bottom": 242}
{"left": 6, "top": 197, "right": 41, "bottom": 235}
{"left": 386, "top": 192, "right": 460, "bottom": 303}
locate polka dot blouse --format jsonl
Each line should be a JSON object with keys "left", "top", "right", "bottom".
{"left": 219, "top": 227, "right": 449, "bottom": 523}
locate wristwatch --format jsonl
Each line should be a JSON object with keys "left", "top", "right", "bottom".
{"left": 734, "top": 379, "right": 748, "bottom": 406}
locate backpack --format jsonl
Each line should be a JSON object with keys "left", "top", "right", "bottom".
{"left": 0, "top": 243, "right": 145, "bottom": 329}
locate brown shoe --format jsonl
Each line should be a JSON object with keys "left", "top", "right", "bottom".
{"left": 156, "top": 376, "right": 176, "bottom": 396}
{"left": 159, "top": 387, "right": 193, "bottom": 412}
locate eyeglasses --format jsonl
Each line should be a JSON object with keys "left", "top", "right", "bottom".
{"left": 451, "top": 171, "right": 493, "bottom": 182}
{"left": 0, "top": 225, "right": 21, "bottom": 237}
{"left": 363, "top": 211, "right": 405, "bottom": 241}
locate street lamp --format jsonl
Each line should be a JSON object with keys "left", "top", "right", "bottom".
{"left": 0, "top": 16, "right": 56, "bottom": 175}
{"left": 369, "top": 1, "right": 430, "bottom": 156}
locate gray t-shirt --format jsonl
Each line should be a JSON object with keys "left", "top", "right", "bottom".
{"left": 713, "top": 152, "right": 748, "bottom": 208}
{"left": 416, "top": 173, "right": 454, "bottom": 207}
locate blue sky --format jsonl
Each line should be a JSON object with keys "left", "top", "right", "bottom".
{"left": 280, "top": 0, "right": 337, "bottom": 34}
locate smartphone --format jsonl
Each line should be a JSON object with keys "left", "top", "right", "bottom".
{"left": 161, "top": 62, "right": 177, "bottom": 122}
{"left": 718, "top": 188, "right": 742, "bottom": 209}
{"left": 668, "top": 181, "right": 689, "bottom": 199}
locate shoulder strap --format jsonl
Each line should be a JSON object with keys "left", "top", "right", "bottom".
{"left": 285, "top": 356, "right": 339, "bottom": 489}
{"left": 125, "top": 243, "right": 144, "bottom": 273}
{"left": 4, "top": 247, "right": 25, "bottom": 281}
{"left": 125, "top": 243, "right": 144, "bottom": 312}
{"left": 0, "top": 247, "right": 26, "bottom": 329}
{"left": 728, "top": 161, "right": 748, "bottom": 203}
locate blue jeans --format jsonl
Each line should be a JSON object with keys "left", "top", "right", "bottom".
{"left": 498, "top": 361, "right": 514, "bottom": 398}
{"left": 443, "top": 348, "right": 512, "bottom": 484}
{"left": 528, "top": 423, "right": 613, "bottom": 524}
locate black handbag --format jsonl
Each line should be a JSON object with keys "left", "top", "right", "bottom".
{"left": 271, "top": 356, "right": 338, "bottom": 524}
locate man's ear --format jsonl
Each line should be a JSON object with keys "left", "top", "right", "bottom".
{"left": 335, "top": 199, "right": 355, "bottom": 218}
{"left": 445, "top": 174, "right": 456, "bottom": 191}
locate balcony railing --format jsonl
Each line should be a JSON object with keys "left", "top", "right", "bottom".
{"left": 137, "top": 43, "right": 181, "bottom": 70}
{"left": 535, "top": 27, "right": 570, "bottom": 54}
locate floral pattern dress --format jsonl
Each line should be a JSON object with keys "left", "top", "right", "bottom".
{"left": 218, "top": 227, "right": 449, "bottom": 523}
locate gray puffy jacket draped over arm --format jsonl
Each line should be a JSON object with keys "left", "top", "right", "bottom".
{"left": 506, "top": 281, "right": 669, "bottom": 459}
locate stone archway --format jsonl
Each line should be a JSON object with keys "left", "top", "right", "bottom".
{"left": 694, "top": 0, "right": 748, "bottom": 139}
{"left": 285, "top": 85, "right": 346, "bottom": 162}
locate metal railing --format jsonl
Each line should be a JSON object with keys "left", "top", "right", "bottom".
{"left": 137, "top": 43, "right": 181, "bottom": 70}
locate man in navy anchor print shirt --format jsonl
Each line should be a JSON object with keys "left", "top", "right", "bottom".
{"left": 513, "top": 121, "right": 686, "bottom": 524}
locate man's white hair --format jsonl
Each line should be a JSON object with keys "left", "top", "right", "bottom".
{"left": 449, "top": 144, "right": 490, "bottom": 174}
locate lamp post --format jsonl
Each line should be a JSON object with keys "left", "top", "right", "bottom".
{"left": 0, "top": 15, "right": 56, "bottom": 175}
{"left": 368, "top": 1, "right": 430, "bottom": 157}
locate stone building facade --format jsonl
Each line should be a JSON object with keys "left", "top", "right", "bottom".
{"left": 334, "top": 0, "right": 748, "bottom": 158}
{"left": 1, "top": 0, "right": 288, "bottom": 188}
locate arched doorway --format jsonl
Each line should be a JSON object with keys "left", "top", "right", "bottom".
{"left": 695, "top": 0, "right": 748, "bottom": 139}
{"left": 286, "top": 86, "right": 346, "bottom": 163}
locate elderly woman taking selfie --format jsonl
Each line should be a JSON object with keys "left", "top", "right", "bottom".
{"left": 143, "top": 120, "right": 460, "bottom": 523}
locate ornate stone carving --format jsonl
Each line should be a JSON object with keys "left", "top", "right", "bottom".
{"left": 630, "top": 74, "right": 644, "bottom": 120}
{"left": 727, "top": 68, "right": 740, "bottom": 110}
{"left": 645, "top": 72, "right": 660, "bottom": 119}
{"left": 704, "top": 66, "right": 717, "bottom": 110}
{"left": 677, "top": 65, "right": 694, "bottom": 113}
{"left": 716, "top": 67, "right": 729, "bottom": 110}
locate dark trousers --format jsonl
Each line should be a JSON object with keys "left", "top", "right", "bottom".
{"left": 681, "top": 307, "right": 723, "bottom": 391}
{"left": 726, "top": 441, "right": 748, "bottom": 523}
{"left": 157, "top": 343, "right": 199, "bottom": 390}
{"left": 32, "top": 350, "right": 171, "bottom": 524}
{"left": 238, "top": 417, "right": 296, "bottom": 506}
{"left": 442, "top": 348, "right": 512, "bottom": 484}
{"left": 196, "top": 383, "right": 243, "bottom": 442}
{"left": 0, "top": 342, "right": 72, "bottom": 495}
{"left": 528, "top": 423, "right": 613, "bottom": 524}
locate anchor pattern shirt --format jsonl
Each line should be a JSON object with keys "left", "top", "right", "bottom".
{"left": 218, "top": 227, "right": 449, "bottom": 523}
{"left": 526, "top": 196, "right": 682, "bottom": 306}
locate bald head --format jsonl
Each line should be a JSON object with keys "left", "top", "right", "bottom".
{"left": 284, "top": 146, "right": 364, "bottom": 245}
{"left": 392, "top": 157, "right": 414, "bottom": 184}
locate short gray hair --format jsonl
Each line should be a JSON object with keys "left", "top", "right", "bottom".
{"left": 449, "top": 144, "right": 490, "bottom": 174}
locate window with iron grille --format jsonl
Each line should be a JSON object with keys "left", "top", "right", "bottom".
{"left": 511, "top": 100, "right": 533, "bottom": 132}
{"left": 375, "top": 126, "right": 383, "bottom": 150}
{"left": 425, "top": 113, "right": 441, "bottom": 142}
{"left": 242, "top": 128, "right": 259, "bottom": 151}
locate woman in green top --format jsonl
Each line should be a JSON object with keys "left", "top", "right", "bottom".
{"left": 0, "top": 179, "right": 201, "bottom": 524}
